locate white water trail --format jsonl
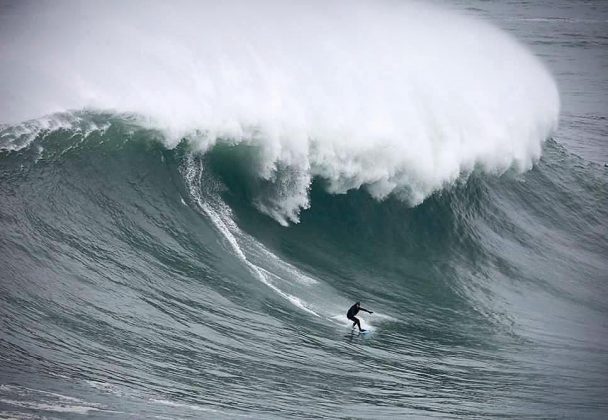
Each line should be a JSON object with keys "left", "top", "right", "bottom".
{"left": 181, "top": 154, "right": 320, "bottom": 316}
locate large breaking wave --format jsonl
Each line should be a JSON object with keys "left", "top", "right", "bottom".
{"left": 0, "top": 0, "right": 559, "bottom": 224}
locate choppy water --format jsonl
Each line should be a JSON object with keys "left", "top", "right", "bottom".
{"left": 1, "top": 1, "right": 607, "bottom": 418}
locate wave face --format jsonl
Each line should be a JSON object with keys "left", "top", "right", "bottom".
{"left": 1, "top": 0, "right": 607, "bottom": 419}
{"left": 1, "top": 0, "right": 559, "bottom": 224}
{"left": 0, "top": 112, "right": 606, "bottom": 418}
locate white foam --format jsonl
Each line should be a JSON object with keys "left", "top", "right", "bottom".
{"left": 0, "top": 399, "right": 100, "bottom": 415}
{"left": 0, "top": 113, "right": 110, "bottom": 152}
{"left": 0, "top": 0, "right": 560, "bottom": 223}
{"left": 85, "top": 380, "right": 125, "bottom": 397}
{"left": 0, "top": 385, "right": 105, "bottom": 415}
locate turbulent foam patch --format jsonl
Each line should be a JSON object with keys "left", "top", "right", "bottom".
{"left": 0, "top": 385, "right": 105, "bottom": 415}
{"left": 0, "top": 0, "right": 559, "bottom": 223}
{"left": 0, "top": 112, "right": 110, "bottom": 152}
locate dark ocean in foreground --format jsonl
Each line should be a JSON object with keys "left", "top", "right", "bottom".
{"left": 1, "top": 0, "right": 607, "bottom": 419}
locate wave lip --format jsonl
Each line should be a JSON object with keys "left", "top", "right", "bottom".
{"left": 0, "top": 0, "right": 559, "bottom": 224}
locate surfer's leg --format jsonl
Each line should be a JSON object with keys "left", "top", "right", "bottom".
{"left": 352, "top": 317, "right": 362, "bottom": 331}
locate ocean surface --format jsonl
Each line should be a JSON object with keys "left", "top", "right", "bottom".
{"left": 0, "top": 0, "right": 607, "bottom": 418}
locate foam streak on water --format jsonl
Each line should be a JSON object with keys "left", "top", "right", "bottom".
{"left": 181, "top": 154, "right": 320, "bottom": 317}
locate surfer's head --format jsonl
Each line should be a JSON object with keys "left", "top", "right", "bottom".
{"left": 355, "top": 301, "right": 360, "bottom": 306}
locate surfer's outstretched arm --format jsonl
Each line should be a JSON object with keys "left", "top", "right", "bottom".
{"left": 360, "top": 307, "right": 373, "bottom": 314}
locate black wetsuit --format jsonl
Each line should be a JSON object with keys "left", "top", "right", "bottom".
{"left": 346, "top": 303, "right": 371, "bottom": 331}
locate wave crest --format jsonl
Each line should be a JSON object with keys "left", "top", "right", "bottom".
{"left": 0, "top": 0, "right": 559, "bottom": 223}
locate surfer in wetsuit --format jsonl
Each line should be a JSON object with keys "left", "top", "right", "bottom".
{"left": 347, "top": 302, "right": 373, "bottom": 332}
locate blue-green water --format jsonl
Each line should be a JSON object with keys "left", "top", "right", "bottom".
{"left": 1, "top": 1, "right": 607, "bottom": 418}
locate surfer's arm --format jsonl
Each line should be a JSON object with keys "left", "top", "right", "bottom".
{"left": 360, "top": 307, "right": 373, "bottom": 314}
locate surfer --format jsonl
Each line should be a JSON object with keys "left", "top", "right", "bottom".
{"left": 347, "top": 302, "right": 373, "bottom": 332}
